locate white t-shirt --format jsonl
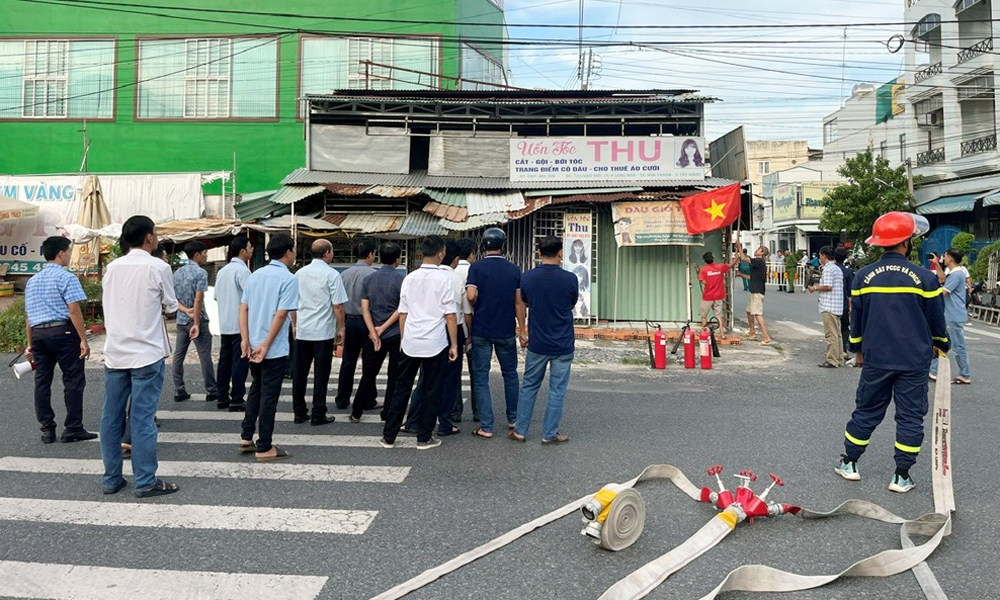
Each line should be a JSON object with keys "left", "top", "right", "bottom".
{"left": 398, "top": 264, "right": 457, "bottom": 358}
{"left": 944, "top": 265, "right": 970, "bottom": 280}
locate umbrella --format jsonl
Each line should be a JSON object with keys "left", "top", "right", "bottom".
{"left": 0, "top": 195, "right": 39, "bottom": 221}
{"left": 70, "top": 175, "right": 112, "bottom": 274}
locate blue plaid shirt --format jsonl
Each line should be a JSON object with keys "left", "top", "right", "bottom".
{"left": 173, "top": 261, "right": 209, "bottom": 326}
{"left": 24, "top": 263, "right": 87, "bottom": 327}
{"left": 817, "top": 261, "right": 844, "bottom": 316}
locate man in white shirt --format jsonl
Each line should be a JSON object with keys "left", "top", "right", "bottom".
{"left": 100, "top": 215, "right": 179, "bottom": 498}
{"left": 293, "top": 239, "right": 347, "bottom": 426}
{"left": 379, "top": 236, "right": 458, "bottom": 451}
{"left": 214, "top": 237, "right": 253, "bottom": 411}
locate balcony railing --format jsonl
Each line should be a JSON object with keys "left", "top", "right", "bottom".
{"left": 915, "top": 62, "right": 943, "bottom": 83}
{"left": 957, "top": 37, "right": 993, "bottom": 65}
{"left": 960, "top": 133, "right": 998, "bottom": 156}
{"left": 916, "top": 147, "right": 946, "bottom": 165}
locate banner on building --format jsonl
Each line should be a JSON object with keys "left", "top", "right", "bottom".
{"left": 611, "top": 201, "right": 704, "bottom": 247}
{"left": 800, "top": 183, "right": 837, "bottom": 220}
{"left": 511, "top": 136, "right": 707, "bottom": 183}
{"left": 563, "top": 212, "right": 594, "bottom": 319}
{"left": 0, "top": 173, "right": 206, "bottom": 273}
{"left": 772, "top": 184, "right": 797, "bottom": 222}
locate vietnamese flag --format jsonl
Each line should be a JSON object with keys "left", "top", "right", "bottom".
{"left": 680, "top": 183, "right": 742, "bottom": 235}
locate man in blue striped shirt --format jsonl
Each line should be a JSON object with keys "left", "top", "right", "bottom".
{"left": 24, "top": 236, "right": 95, "bottom": 444}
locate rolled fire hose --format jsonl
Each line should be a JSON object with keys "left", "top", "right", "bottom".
{"left": 371, "top": 357, "right": 955, "bottom": 600}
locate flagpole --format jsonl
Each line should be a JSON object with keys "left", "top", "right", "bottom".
{"left": 614, "top": 245, "right": 621, "bottom": 324}
{"left": 685, "top": 246, "right": 693, "bottom": 323}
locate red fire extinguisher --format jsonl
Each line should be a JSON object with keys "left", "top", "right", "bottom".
{"left": 683, "top": 327, "right": 696, "bottom": 369}
{"left": 699, "top": 327, "right": 713, "bottom": 370}
{"left": 654, "top": 326, "right": 667, "bottom": 369}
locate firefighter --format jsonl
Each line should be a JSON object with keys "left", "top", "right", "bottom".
{"left": 834, "top": 212, "right": 948, "bottom": 493}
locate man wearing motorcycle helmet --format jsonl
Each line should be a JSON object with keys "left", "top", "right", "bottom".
{"left": 834, "top": 212, "right": 949, "bottom": 494}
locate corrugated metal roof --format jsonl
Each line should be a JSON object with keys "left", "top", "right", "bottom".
{"left": 282, "top": 168, "right": 736, "bottom": 190}
{"left": 398, "top": 211, "right": 448, "bottom": 237}
{"left": 235, "top": 193, "right": 290, "bottom": 221}
{"left": 422, "top": 202, "right": 468, "bottom": 222}
{"left": 156, "top": 218, "right": 244, "bottom": 242}
{"left": 324, "top": 183, "right": 425, "bottom": 198}
{"left": 423, "top": 189, "right": 467, "bottom": 207}
{"left": 257, "top": 215, "right": 340, "bottom": 231}
{"left": 306, "top": 89, "right": 716, "bottom": 105}
{"left": 324, "top": 213, "right": 404, "bottom": 233}
{"left": 270, "top": 185, "right": 327, "bottom": 205}
{"left": 439, "top": 213, "right": 509, "bottom": 231}
{"left": 466, "top": 191, "right": 525, "bottom": 216}
{"left": 524, "top": 187, "right": 643, "bottom": 198}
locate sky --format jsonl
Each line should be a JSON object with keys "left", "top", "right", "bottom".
{"left": 499, "top": 0, "right": 908, "bottom": 147}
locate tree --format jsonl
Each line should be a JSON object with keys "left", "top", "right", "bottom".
{"left": 819, "top": 150, "right": 913, "bottom": 246}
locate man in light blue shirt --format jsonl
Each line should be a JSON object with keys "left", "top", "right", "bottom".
{"left": 293, "top": 239, "right": 348, "bottom": 426}
{"left": 930, "top": 249, "right": 971, "bottom": 384}
{"left": 214, "top": 237, "right": 253, "bottom": 411}
{"left": 172, "top": 240, "right": 218, "bottom": 403}
{"left": 239, "top": 234, "right": 298, "bottom": 462}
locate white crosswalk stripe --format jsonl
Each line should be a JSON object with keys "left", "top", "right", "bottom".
{"left": 155, "top": 410, "right": 385, "bottom": 423}
{"left": 775, "top": 320, "right": 823, "bottom": 337}
{"left": 0, "top": 457, "right": 409, "bottom": 483}
{"left": 0, "top": 496, "right": 376, "bottom": 534}
{"left": 157, "top": 432, "right": 419, "bottom": 448}
{"left": 0, "top": 560, "right": 328, "bottom": 600}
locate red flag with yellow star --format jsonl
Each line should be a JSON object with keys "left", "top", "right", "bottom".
{"left": 680, "top": 183, "right": 742, "bottom": 235}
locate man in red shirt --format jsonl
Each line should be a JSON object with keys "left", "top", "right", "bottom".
{"left": 697, "top": 251, "right": 734, "bottom": 338}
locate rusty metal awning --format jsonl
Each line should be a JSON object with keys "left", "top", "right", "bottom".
{"left": 324, "top": 213, "right": 405, "bottom": 234}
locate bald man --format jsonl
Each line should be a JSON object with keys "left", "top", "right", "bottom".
{"left": 292, "top": 239, "right": 348, "bottom": 426}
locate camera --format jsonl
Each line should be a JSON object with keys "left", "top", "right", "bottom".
{"left": 926, "top": 253, "right": 935, "bottom": 260}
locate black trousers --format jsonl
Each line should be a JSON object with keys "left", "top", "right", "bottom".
{"left": 242, "top": 356, "right": 288, "bottom": 453}
{"left": 216, "top": 333, "right": 249, "bottom": 405}
{"left": 32, "top": 325, "right": 86, "bottom": 432}
{"left": 382, "top": 347, "right": 449, "bottom": 444}
{"left": 335, "top": 316, "right": 368, "bottom": 408}
{"left": 840, "top": 311, "right": 851, "bottom": 354}
{"left": 408, "top": 329, "right": 463, "bottom": 432}
{"left": 352, "top": 335, "right": 401, "bottom": 419}
{"left": 293, "top": 337, "right": 334, "bottom": 419}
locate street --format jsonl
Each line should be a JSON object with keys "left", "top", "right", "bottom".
{"left": 1, "top": 288, "right": 998, "bottom": 600}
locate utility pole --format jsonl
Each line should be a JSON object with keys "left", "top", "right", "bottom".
{"left": 578, "top": 0, "right": 586, "bottom": 90}
{"left": 78, "top": 120, "right": 91, "bottom": 172}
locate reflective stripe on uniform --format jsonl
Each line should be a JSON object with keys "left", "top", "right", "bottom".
{"left": 849, "top": 336, "right": 862, "bottom": 344}
{"left": 895, "top": 441, "right": 921, "bottom": 454}
{"left": 845, "top": 431, "right": 869, "bottom": 446}
{"left": 851, "top": 286, "right": 943, "bottom": 298}
{"left": 932, "top": 336, "right": 949, "bottom": 343}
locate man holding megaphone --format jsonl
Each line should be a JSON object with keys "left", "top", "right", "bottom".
{"left": 24, "top": 236, "right": 95, "bottom": 444}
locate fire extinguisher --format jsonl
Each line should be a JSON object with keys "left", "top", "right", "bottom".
{"left": 699, "top": 327, "right": 713, "bottom": 370}
{"left": 683, "top": 327, "right": 696, "bottom": 369}
{"left": 654, "top": 326, "right": 667, "bottom": 369}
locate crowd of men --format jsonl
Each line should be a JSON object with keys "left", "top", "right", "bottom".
{"left": 23, "top": 220, "right": 579, "bottom": 497}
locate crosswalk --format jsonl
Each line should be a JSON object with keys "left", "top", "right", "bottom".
{"left": 0, "top": 361, "right": 473, "bottom": 600}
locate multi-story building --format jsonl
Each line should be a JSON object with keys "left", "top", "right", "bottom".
{"left": 0, "top": 1, "right": 507, "bottom": 193}
{"left": 903, "top": 0, "right": 1000, "bottom": 245}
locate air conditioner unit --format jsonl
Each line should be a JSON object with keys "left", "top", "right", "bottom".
{"left": 918, "top": 112, "right": 942, "bottom": 126}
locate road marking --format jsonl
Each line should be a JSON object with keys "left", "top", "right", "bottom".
{"left": 0, "top": 457, "right": 409, "bottom": 484}
{"left": 775, "top": 321, "right": 823, "bottom": 337}
{"left": 965, "top": 325, "right": 1000, "bottom": 340}
{"left": 0, "top": 560, "right": 328, "bottom": 600}
{"left": 0, "top": 497, "right": 375, "bottom": 535}
{"left": 157, "top": 432, "right": 418, "bottom": 448}
{"left": 155, "top": 411, "right": 385, "bottom": 424}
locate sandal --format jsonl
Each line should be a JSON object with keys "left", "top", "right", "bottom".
{"left": 437, "top": 426, "right": 461, "bottom": 437}
{"left": 928, "top": 374, "right": 937, "bottom": 382}
{"left": 509, "top": 431, "right": 526, "bottom": 443}
{"left": 471, "top": 427, "right": 493, "bottom": 439}
{"left": 256, "top": 446, "right": 291, "bottom": 462}
{"left": 952, "top": 377, "right": 971, "bottom": 385}
{"left": 134, "top": 479, "right": 179, "bottom": 498}
{"left": 239, "top": 442, "right": 257, "bottom": 454}
{"left": 541, "top": 433, "right": 569, "bottom": 445}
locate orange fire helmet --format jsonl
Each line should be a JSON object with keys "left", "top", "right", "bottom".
{"left": 865, "top": 212, "right": 929, "bottom": 247}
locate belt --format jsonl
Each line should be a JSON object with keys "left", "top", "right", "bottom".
{"left": 32, "top": 320, "right": 70, "bottom": 330}
{"left": 346, "top": 314, "right": 364, "bottom": 319}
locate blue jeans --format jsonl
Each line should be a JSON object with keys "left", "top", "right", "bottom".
{"left": 930, "top": 321, "right": 970, "bottom": 379}
{"left": 101, "top": 359, "right": 164, "bottom": 491}
{"left": 471, "top": 336, "right": 519, "bottom": 433}
{"left": 514, "top": 351, "right": 573, "bottom": 440}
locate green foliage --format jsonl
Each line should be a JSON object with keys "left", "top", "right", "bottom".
{"left": 0, "top": 298, "right": 27, "bottom": 352}
{"left": 819, "top": 150, "right": 913, "bottom": 247}
{"left": 951, "top": 232, "right": 975, "bottom": 253}
{"left": 970, "top": 239, "right": 1000, "bottom": 282}
{"left": 77, "top": 275, "right": 102, "bottom": 300}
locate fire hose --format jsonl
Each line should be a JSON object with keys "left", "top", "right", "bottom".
{"left": 370, "top": 357, "right": 954, "bottom": 600}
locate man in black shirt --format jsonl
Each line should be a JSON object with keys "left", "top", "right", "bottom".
{"left": 735, "top": 241, "right": 773, "bottom": 345}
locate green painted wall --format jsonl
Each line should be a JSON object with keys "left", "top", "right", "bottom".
{"left": 1, "top": 1, "right": 504, "bottom": 192}
{"left": 596, "top": 210, "right": 723, "bottom": 322}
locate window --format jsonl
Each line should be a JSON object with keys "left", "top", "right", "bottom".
{"left": 0, "top": 38, "right": 115, "bottom": 119}
{"left": 758, "top": 161, "right": 770, "bottom": 175}
{"left": 137, "top": 37, "right": 278, "bottom": 119}
{"left": 301, "top": 36, "right": 440, "bottom": 97}
{"left": 900, "top": 134, "right": 906, "bottom": 162}
{"left": 880, "top": 141, "right": 888, "bottom": 159}
{"left": 461, "top": 43, "right": 505, "bottom": 90}
{"left": 823, "top": 119, "right": 838, "bottom": 144}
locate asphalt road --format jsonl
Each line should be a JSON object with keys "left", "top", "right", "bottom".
{"left": 1, "top": 287, "right": 998, "bottom": 600}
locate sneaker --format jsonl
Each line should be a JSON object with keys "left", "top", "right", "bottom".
{"left": 378, "top": 437, "right": 394, "bottom": 449}
{"left": 888, "top": 473, "right": 915, "bottom": 493}
{"left": 349, "top": 415, "right": 361, "bottom": 424}
{"left": 416, "top": 438, "right": 442, "bottom": 451}
{"left": 834, "top": 456, "right": 861, "bottom": 481}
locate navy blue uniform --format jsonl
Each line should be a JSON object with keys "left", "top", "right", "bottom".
{"left": 844, "top": 252, "right": 948, "bottom": 471}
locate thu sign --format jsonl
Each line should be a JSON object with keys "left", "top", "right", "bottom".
{"left": 510, "top": 136, "right": 707, "bottom": 183}
{"left": 563, "top": 213, "right": 594, "bottom": 319}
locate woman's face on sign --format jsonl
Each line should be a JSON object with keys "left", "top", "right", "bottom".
{"left": 685, "top": 143, "right": 696, "bottom": 157}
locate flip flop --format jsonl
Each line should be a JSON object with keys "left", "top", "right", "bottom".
{"left": 508, "top": 431, "right": 526, "bottom": 442}
{"left": 256, "top": 446, "right": 291, "bottom": 462}
{"left": 471, "top": 427, "right": 493, "bottom": 439}
{"left": 238, "top": 442, "right": 256, "bottom": 454}
{"left": 437, "top": 426, "right": 461, "bottom": 437}
{"left": 952, "top": 378, "right": 971, "bottom": 385}
{"left": 134, "top": 479, "right": 179, "bottom": 498}
{"left": 759, "top": 340, "right": 772, "bottom": 346}
{"left": 928, "top": 374, "right": 937, "bottom": 382}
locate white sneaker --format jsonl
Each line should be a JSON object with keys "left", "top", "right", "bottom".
{"left": 378, "top": 437, "right": 394, "bottom": 449}
{"left": 416, "top": 437, "right": 442, "bottom": 451}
